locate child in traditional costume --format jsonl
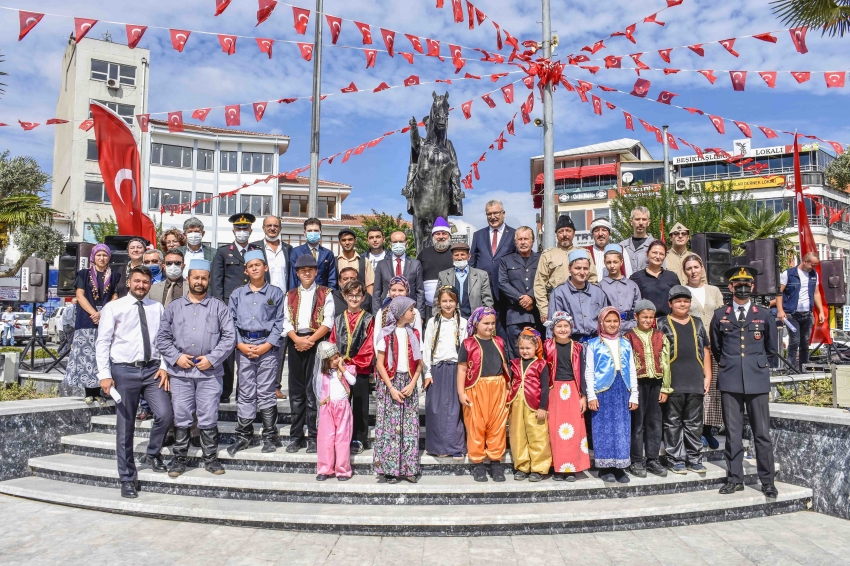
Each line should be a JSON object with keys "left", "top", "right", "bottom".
{"left": 373, "top": 276, "right": 423, "bottom": 348}
{"left": 457, "top": 306, "right": 510, "bottom": 483}
{"left": 508, "top": 328, "right": 552, "bottom": 482}
{"left": 314, "top": 342, "right": 356, "bottom": 481}
{"left": 623, "top": 300, "right": 672, "bottom": 478}
{"left": 585, "top": 307, "right": 638, "bottom": 483}
{"left": 544, "top": 312, "right": 591, "bottom": 482}
{"left": 422, "top": 286, "right": 468, "bottom": 459}
{"left": 374, "top": 296, "right": 423, "bottom": 484}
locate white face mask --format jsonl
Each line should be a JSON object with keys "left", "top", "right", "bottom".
{"left": 186, "top": 232, "right": 203, "bottom": 246}
{"left": 165, "top": 265, "right": 183, "bottom": 280}
{"left": 391, "top": 242, "right": 406, "bottom": 257}
{"left": 453, "top": 260, "right": 468, "bottom": 270}
{"left": 234, "top": 230, "right": 250, "bottom": 244}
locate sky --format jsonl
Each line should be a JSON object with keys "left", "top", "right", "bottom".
{"left": 0, "top": 0, "right": 848, "bottom": 233}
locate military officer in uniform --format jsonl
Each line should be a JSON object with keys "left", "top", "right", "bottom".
{"left": 498, "top": 226, "right": 543, "bottom": 360}
{"left": 709, "top": 266, "right": 778, "bottom": 498}
{"left": 211, "top": 213, "right": 261, "bottom": 403}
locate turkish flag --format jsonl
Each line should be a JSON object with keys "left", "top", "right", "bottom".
{"left": 476, "top": 7, "right": 486, "bottom": 24}
{"left": 373, "top": 82, "right": 390, "bottom": 92}
{"left": 684, "top": 107, "right": 704, "bottom": 115}
{"left": 326, "top": 15, "right": 342, "bottom": 44}
{"left": 644, "top": 13, "right": 664, "bottom": 25}
{"left": 426, "top": 38, "right": 441, "bottom": 58}
{"left": 18, "top": 120, "right": 39, "bottom": 131}
{"left": 698, "top": 70, "right": 717, "bottom": 84}
{"left": 46, "top": 118, "right": 69, "bottom": 125}
{"left": 791, "top": 71, "right": 811, "bottom": 83}
{"left": 501, "top": 84, "right": 514, "bottom": 103}
{"left": 504, "top": 30, "right": 519, "bottom": 50}
{"left": 639, "top": 118, "right": 656, "bottom": 133}
{"left": 719, "top": 38, "right": 739, "bottom": 57}
{"left": 658, "top": 48, "right": 672, "bottom": 63}
{"left": 256, "top": 38, "right": 274, "bottom": 58}
{"left": 481, "top": 94, "right": 496, "bottom": 108}
{"left": 404, "top": 75, "right": 420, "bottom": 86}
{"left": 605, "top": 56, "right": 622, "bottom": 69}
{"left": 452, "top": 0, "right": 464, "bottom": 22}
{"left": 253, "top": 102, "right": 267, "bottom": 121}
{"left": 167, "top": 111, "right": 183, "bottom": 132}
{"left": 135, "top": 114, "right": 149, "bottom": 132}
{"left": 827, "top": 141, "right": 845, "bottom": 155}
{"left": 396, "top": 51, "right": 412, "bottom": 63}
{"left": 688, "top": 44, "right": 704, "bottom": 57}
{"left": 448, "top": 44, "right": 462, "bottom": 62}
{"left": 170, "top": 29, "right": 190, "bottom": 52}
{"left": 340, "top": 82, "right": 358, "bottom": 93}
{"left": 219, "top": 34, "right": 237, "bottom": 55}
{"left": 493, "top": 21, "right": 503, "bottom": 50}
{"left": 365, "top": 50, "right": 377, "bottom": 67}
{"left": 582, "top": 40, "right": 605, "bottom": 54}
{"left": 729, "top": 71, "right": 747, "bottom": 91}
{"left": 754, "top": 32, "right": 777, "bottom": 43}
{"left": 490, "top": 73, "right": 508, "bottom": 82}
{"left": 467, "top": 1, "right": 475, "bottom": 29}
{"left": 277, "top": 98, "right": 297, "bottom": 104}
{"left": 667, "top": 0, "right": 683, "bottom": 6}
{"left": 192, "top": 108, "right": 212, "bottom": 122}
{"left": 341, "top": 149, "right": 354, "bottom": 163}
{"left": 465, "top": 72, "right": 481, "bottom": 80}
{"left": 708, "top": 114, "right": 725, "bottom": 134}
{"left": 825, "top": 72, "right": 846, "bottom": 88}
{"left": 606, "top": 101, "right": 617, "bottom": 110}
{"left": 630, "top": 53, "right": 650, "bottom": 72}
{"left": 733, "top": 120, "right": 753, "bottom": 138}
{"left": 405, "top": 34, "right": 424, "bottom": 53}
{"left": 789, "top": 26, "right": 808, "bottom": 54}
{"left": 758, "top": 126, "right": 778, "bottom": 139}
{"left": 471, "top": 162, "right": 480, "bottom": 180}
{"left": 522, "top": 76, "right": 535, "bottom": 90}
{"left": 353, "top": 143, "right": 368, "bottom": 155}
{"left": 630, "top": 78, "right": 651, "bottom": 97}
{"left": 293, "top": 7, "right": 310, "bottom": 34}
{"left": 657, "top": 90, "right": 677, "bottom": 104}
{"left": 298, "top": 42, "right": 314, "bottom": 61}
{"left": 257, "top": 0, "right": 277, "bottom": 25}
{"left": 18, "top": 11, "right": 44, "bottom": 41}
{"left": 623, "top": 111, "right": 634, "bottom": 130}
{"left": 525, "top": 92, "right": 534, "bottom": 113}
{"left": 507, "top": 117, "right": 515, "bottom": 135}
{"left": 759, "top": 71, "right": 777, "bottom": 88}
{"left": 666, "top": 133, "right": 679, "bottom": 150}
{"left": 591, "top": 95, "right": 603, "bottom": 115}
{"left": 598, "top": 85, "right": 617, "bottom": 92}
{"left": 664, "top": 68, "right": 680, "bottom": 75}
{"left": 461, "top": 100, "right": 473, "bottom": 119}
{"left": 355, "top": 21, "right": 372, "bottom": 44}
{"left": 495, "top": 131, "right": 506, "bottom": 150}
{"left": 75, "top": 18, "right": 97, "bottom": 43}
{"left": 215, "top": 0, "right": 232, "bottom": 16}
{"left": 225, "top": 104, "right": 241, "bottom": 126}
{"left": 91, "top": 103, "right": 157, "bottom": 246}
{"left": 381, "top": 29, "right": 396, "bottom": 56}
{"left": 125, "top": 25, "right": 147, "bottom": 49}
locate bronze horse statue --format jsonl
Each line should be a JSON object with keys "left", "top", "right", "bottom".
{"left": 403, "top": 91, "right": 465, "bottom": 253}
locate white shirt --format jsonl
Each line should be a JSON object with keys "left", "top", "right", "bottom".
{"left": 780, "top": 267, "right": 817, "bottom": 311}
{"left": 687, "top": 285, "right": 706, "bottom": 307}
{"left": 281, "top": 283, "right": 335, "bottom": 335}
{"left": 324, "top": 368, "right": 356, "bottom": 401}
{"left": 183, "top": 246, "right": 206, "bottom": 277}
{"left": 35, "top": 313, "right": 43, "bottom": 326}
{"left": 367, "top": 250, "right": 386, "bottom": 271}
{"left": 389, "top": 254, "right": 407, "bottom": 275}
{"left": 263, "top": 239, "right": 287, "bottom": 292}
{"left": 95, "top": 295, "right": 165, "bottom": 381}
{"left": 490, "top": 224, "right": 505, "bottom": 251}
{"left": 377, "top": 327, "right": 410, "bottom": 373}
{"left": 584, "top": 337, "right": 639, "bottom": 405}
{"left": 422, "top": 315, "right": 468, "bottom": 379}
{"left": 373, "top": 307, "right": 423, "bottom": 349}
{"left": 732, "top": 300, "right": 752, "bottom": 320}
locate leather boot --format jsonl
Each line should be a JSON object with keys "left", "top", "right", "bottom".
{"left": 200, "top": 427, "right": 225, "bottom": 475}
{"left": 260, "top": 406, "right": 281, "bottom": 453}
{"left": 226, "top": 417, "right": 255, "bottom": 457}
{"left": 168, "top": 427, "right": 190, "bottom": 478}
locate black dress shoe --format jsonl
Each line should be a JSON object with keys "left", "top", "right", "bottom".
{"left": 719, "top": 481, "right": 744, "bottom": 495}
{"left": 286, "top": 439, "right": 304, "bottom": 453}
{"left": 350, "top": 440, "right": 365, "bottom": 455}
{"left": 472, "top": 463, "right": 488, "bottom": 482}
{"left": 761, "top": 483, "right": 779, "bottom": 498}
{"left": 219, "top": 396, "right": 230, "bottom": 404}
{"left": 121, "top": 481, "right": 138, "bottom": 498}
{"left": 316, "top": 474, "right": 330, "bottom": 481}
{"left": 145, "top": 455, "right": 167, "bottom": 473}
{"left": 305, "top": 439, "right": 318, "bottom": 454}
{"left": 489, "top": 461, "right": 506, "bottom": 482}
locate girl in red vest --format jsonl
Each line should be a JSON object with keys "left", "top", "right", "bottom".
{"left": 544, "top": 311, "right": 591, "bottom": 481}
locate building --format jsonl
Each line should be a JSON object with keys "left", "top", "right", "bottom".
{"left": 278, "top": 176, "right": 357, "bottom": 255}
{"left": 51, "top": 36, "right": 150, "bottom": 241}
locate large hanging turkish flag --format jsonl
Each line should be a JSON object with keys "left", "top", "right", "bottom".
{"left": 90, "top": 103, "right": 157, "bottom": 245}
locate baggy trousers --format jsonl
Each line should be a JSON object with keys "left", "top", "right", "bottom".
{"left": 170, "top": 375, "right": 223, "bottom": 429}
{"left": 721, "top": 391, "right": 775, "bottom": 484}
{"left": 317, "top": 399, "right": 353, "bottom": 477}
{"left": 463, "top": 376, "right": 508, "bottom": 464}
{"left": 663, "top": 392, "right": 704, "bottom": 466}
{"left": 287, "top": 338, "right": 319, "bottom": 440}
{"left": 236, "top": 346, "right": 279, "bottom": 420}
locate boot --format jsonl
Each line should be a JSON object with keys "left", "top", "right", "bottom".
{"left": 260, "top": 406, "right": 281, "bottom": 453}
{"left": 226, "top": 417, "right": 255, "bottom": 457}
{"left": 168, "top": 427, "right": 190, "bottom": 478}
{"left": 200, "top": 427, "right": 225, "bottom": 475}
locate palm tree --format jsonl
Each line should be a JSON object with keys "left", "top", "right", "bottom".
{"left": 719, "top": 208, "right": 796, "bottom": 270}
{"left": 0, "top": 194, "right": 56, "bottom": 249}
{"left": 771, "top": 0, "right": 850, "bottom": 37}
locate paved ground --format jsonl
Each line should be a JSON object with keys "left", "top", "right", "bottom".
{"left": 1, "top": 495, "right": 848, "bottom": 566}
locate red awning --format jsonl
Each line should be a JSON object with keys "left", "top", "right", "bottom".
{"left": 534, "top": 163, "right": 617, "bottom": 185}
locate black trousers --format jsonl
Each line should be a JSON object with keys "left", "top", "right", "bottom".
{"left": 787, "top": 311, "right": 814, "bottom": 369}
{"left": 663, "top": 392, "right": 704, "bottom": 465}
{"left": 721, "top": 391, "right": 775, "bottom": 484}
{"left": 275, "top": 336, "right": 288, "bottom": 391}
{"left": 351, "top": 373, "right": 371, "bottom": 444}
{"left": 630, "top": 379, "right": 663, "bottom": 463}
{"left": 287, "top": 338, "right": 319, "bottom": 440}
{"left": 112, "top": 363, "right": 173, "bottom": 482}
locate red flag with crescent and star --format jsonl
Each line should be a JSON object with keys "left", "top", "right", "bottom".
{"left": 326, "top": 15, "right": 342, "bottom": 44}
{"left": 225, "top": 104, "right": 241, "bottom": 126}
{"left": 125, "top": 25, "right": 147, "bottom": 48}
{"left": 253, "top": 102, "right": 267, "bottom": 122}
{"left": 256, "top": 38, "right": 274, "bottom": 58}
{"left": 293, "top": 7, "right": 310, "bottom": 34}
{"left": 170, "top": 29, "right": 190, "bottom": 52}
{"left": 18, "top": 11, "right": 44, "bottom": 41}
{"left": 167, "top": 111, "right": 183, "bottom": 132}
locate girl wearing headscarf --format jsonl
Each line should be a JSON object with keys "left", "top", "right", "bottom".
{"left": 508, "top": 328, "right": 552, "bottom": 482}
{"left": 313, "top": 342, "right": 357, "bottom": 481}
{"left": 456, "top": 306, "right": 510, "bottom": 483}
{"left": 584, "top": 307, "right": 639, "bottom": 483}
{"left": 63, "top": 244, "right": 122, "bottom": 403}
{"left": 373, "top": 276, "right": 423, "bottom": 349}
{"left": 373, "top": 296, "right": 423, "bottom": 483}
{"left": 421, "top": 286, "right": 468, "bottom": 459}
{"left": 544, "top": 312, "right": 591, "bottom": 482}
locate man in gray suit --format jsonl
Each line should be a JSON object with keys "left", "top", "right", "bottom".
{"left": 149, "top": 249, "right": 189, "bottom": 306}
{"left": 372, "top": 231, "right": 425, "bottom": 313}
{"left": 435, "top": 242, "right": 493, "bottom": 318}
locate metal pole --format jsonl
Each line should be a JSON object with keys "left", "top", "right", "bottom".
{"left": 307, "top": 0, "right": 323, "bottom": 218}
{"left": 662, "top": 125, "right": 670, "bottom": 187}
{"left": 541, "top": 0, "right": 556, "bottom": 250}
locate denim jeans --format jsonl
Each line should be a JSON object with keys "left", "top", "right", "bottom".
{"left": 787, "top": 311, "right": 814, "bottom": 369}
{"left": 1, "top": 326, "right": 13, "bottom": 346}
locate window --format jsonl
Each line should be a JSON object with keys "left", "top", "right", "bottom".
{"left": 219, "top": 194, "right": 238, "bottom": 215}
{"left": 594, "top": 208, "right": 610, "bottom": 219}
{"left": 281, "top": 195, "right": 308, "bottom": 217}
{"left": 221, "top": 151, "right": 238, "bottom": 172}
{"left": 241, "top": 195, "right": 272, "bottom": 216}
{"left": 565, "top": 211, "right": 586, "bottom": 231}
{"left": 242, "top": 152, "right": 274, "bottom": 174}
{"left": 318, "top": 196, "right": 336, "bottom": 219}
{"left": 581, "top": 157, "right": 600, "bottom": 166}
{"left": 89, "top": 99, "right": 134, "bottom": 125}
{"left": 86, "top": 139, "right": 98, "bottom": 161}
{"left": 198, "top": 149, "right": 214, "bottom": 171}
{"left": 756, "top": 199, "right": 786, "bottom": 215}
{"left": 84, "top": 181, "right": 110, "bottom": 203}
{"left": 151, "top": 143, "right": 192, "bottom": 168}
{"left": 600, "top": 155, "right": 617, "bottom": 164}
{"left": 149, "top": 188, "right": 192, "bottom": 210}
{"left": 194, "top": 192, "right": 212, "bottom": 215}
{"left": 90, "top": 60, "right": 136, "bottom": 86}
{"left": 626, "top": 167, "right": 664, "bottom": 186}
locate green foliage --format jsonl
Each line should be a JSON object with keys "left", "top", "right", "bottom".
{"left": 0, "top": 194, "right": 55, "bottom": 230}
{"left": 12, "top": 224, "right": 66, "bottom": 266}
{"left": 718, "top": 207, "right": 796, "bottom": 270}
{"left": 775, "top": 377, "right": 834, "bottom": 406}
{"left": 771, "top": 0, "right": 850, "bottom": 37}
{"left": 352, "top": 210, "right": 416, "bottom": 256}
{"left": 0, "top": 382, "right": 58, "bottom": 401}
{"left": 0, "top": 150, "right": 51, "bottom": 199}
{"left": 825, "top": 148, "right": 850, "bottom": 190}
{"left": 609, "top": 181, "right": 752, "bottom": 242}
{"left": 0, "top": 346, "right": 59, "bottom": 359}
{"left": 90, "top": 214, "right": 119, "bottom": 243}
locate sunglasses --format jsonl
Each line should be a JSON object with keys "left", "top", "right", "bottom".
{"left": 164, "top": 261, "right": 183, "bottom": 266}
{"left": 670, "top": 231, "right": 689, "bottom": 237}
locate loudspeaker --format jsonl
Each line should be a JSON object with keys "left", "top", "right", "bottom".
{"left": 19, "top": 257, "right": 48, "bottom": 303}
{"left": 819, "top": 259, "right": 846, "bottom": 305}
{"left": 690, "top": 233, "right": 732, "bottom": 286}
{"left": 104, "top": 235, "right": 138, "bottom": 278}
{"left": 744, "top": 238, "right": 781, "bottom": 296}
{"left": 57, "top": 242, "right": 94, "bottom": 297}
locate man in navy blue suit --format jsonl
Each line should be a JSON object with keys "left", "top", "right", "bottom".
{"left": 470, "top": 199, "right": 517, "bottom": 340}
{"left": 288, "top": 218, "right": 338, "bottom": 290}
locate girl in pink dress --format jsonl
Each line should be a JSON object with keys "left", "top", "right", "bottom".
{"left": 314, "top": 342, "right": 356, "bottom": 481}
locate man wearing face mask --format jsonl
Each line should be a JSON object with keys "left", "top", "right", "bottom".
{"left": 149, "top": 250, "right": 188, "bottom": 306}
{"left": 211, "top": 213, "right": 261, "bottom": 403}
{"left": 177, "top": 218, "right": 216, "bottom": 278}
{"left": 710, "top": 266, "right": 778, "bottom": 499}
{"left": 416, "top": 217, "right": 455, "bottom": 320}
{"left": 142, "top": 249, "right": 165, "bottom": 284}
{"left": 288, "top": 218, "right": 337, "bottom": 290}
{"left": 372, "top": 231, "right": 425, "bottom": 313}
{"left": 435, "top": 242, "right": 493, "bottom": 317}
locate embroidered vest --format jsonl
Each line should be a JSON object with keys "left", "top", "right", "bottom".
{"left": 380, "top": 329, "right": 420, "bottom": 378}
{"left": 586, "top": 337, "right": 633, "bottom": 394}
{"left": 544, "top": 338, "right": 582, "bottom": 392}
{"left": 508, "top": 358, "right": 547, "bottom": 410}
{"left": 623, "top": 329, "right": 665, "bottom": 377}
{"left": 286, "top": 285, "right": 330, "bottom": 332}
{"left": 463, "top": 335, "right": 510, "bottom": 389}
{"left": 333, "top": 310, "right": 373, "bottom": 361}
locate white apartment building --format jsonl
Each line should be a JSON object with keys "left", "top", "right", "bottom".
{"left": 278, "top": 176, "right": 356, "bottom": 254}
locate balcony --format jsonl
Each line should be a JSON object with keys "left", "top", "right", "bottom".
{"left": 685, "top": 166, "right": 825, "bottom": 184}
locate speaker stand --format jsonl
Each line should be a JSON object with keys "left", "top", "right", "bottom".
{"left": 18, "top": 303, "right": 59, "bottom": 372}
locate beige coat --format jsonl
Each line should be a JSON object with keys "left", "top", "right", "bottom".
{"left": 687, "top": 284, "right": 725, "bottom": 330}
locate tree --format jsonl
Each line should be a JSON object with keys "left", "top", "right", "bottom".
{"left": 0, "top": 151, "right": 51, "bottom": 199}
{"left": 825, "top": 149, "right": 850, "bottom": 191}
{"left": 719, "top": 207, "right": 796, "bottom": 270}
{"left": 771, "top": 0, "right": 850, "bottom": 37}
{"left": 90, "top": 214, "right": 119, "bottom": 243}
{"left": 352, "top": 210, "right": 416, "bottom": 257}
{"left": 0, "top": 152, "right": 55, "bottom": 253}
{"left": 0, "top": 224, "right": 66, "bottom": 278}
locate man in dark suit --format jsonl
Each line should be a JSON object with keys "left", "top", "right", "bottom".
{"left": 498, "top": 226, "right": 543, "bottom": 360}
{"left": 372, "top": 230, "right": 425, "bottom": 313}
{"left": 288, "top": 217, "right": 337, "bottom": 291}
{"left": 211, "top": 212, "right": 261, "bottom": 403}
{"left": 710, "top": 265, "right": 778, "bottom": 498}
{"left": 470, "top": 199, "right": 517, "bottom": 339}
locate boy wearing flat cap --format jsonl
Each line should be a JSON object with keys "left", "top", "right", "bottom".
{"left": 435, "top": 242, "right": 493, "bottom": 318}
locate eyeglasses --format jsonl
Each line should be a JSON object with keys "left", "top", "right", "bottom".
{"left": 164, "top": 261, "right": 183, "bottom": 266}
{"left": 345, "top": 294, "right": 364, "bottom": 300}
{"left": 486, "top": 211, "right": 505, "bottom": 217}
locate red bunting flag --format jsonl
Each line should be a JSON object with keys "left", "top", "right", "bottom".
{"left": 493, "top": 21, "right": 503, "bottom": 50}
{"left": 758, "top": 71, "right": 777, "bottom": 88}
{"left": 598, "top": 85, "right": 617, "bottom": 92}
{"left": 623, "top": 111, "right": 634, "bottom": 130}
{"left": 791, "top": 71, "right": 811, "bottom": 83}
{"left": 466, "top": 1, "right": 476, "bottom": 30}
{"left": 278, "top": 98, "right": 297, "bottom": 104}
{"left": 298, "top": 43, "right": 314, "bottom": 61}
{"left": 688, "top": 44, "right": 705, "bottom": 57}
{"left": 452, "top": 0, "right": 465, "bottom": 23}
{"left": 664, "top": 68, "right": 680, "bottom": 75}
{"left": 613, "top": 23, "right": 637, "bottom": 44}
{"left": 525, "top": 92, "right": 534, "bottom": 113}
{"left": 730, "top": 71, "right": 747, "bottom": 91}
{"left": 733, "top": 120, "right": 753, "bottom": 138}
{"left": 219, "top": 34, "right": 237, "bottom": 55}
{"left": 657, "top": 90, "right": 677, "bottom": 104}
{"left": 293, "top": 7, "right": 310, "bottom": 34}
{"left": 501, "top": 84, "right": 514, "bottom": 103}
{"left": 667, "top": 0, "right": 683, "bottom": 6}
{"left": 355, "top": 21, "right": 372, "bottom": 44}
{"left": 403, "top": 75, "right": 420, "bottom": 86}
{"left": 560, "top": 78, "right": 575, "bottom": 91}
{"left": 18, "top": 120, "right": 39, "bottom": 130}
{"left": 215, "top": 0, "right": 231, "bottom": 15}
{"left": 708, "top": 114, "right": 725, "bottom": 134}
{"left": 472, "top": 162, "right": 480, "bottom": 180}
{"left": 381, "top": 28, "right": 396, "bottom": 57}
{"left": 719, "top": 38, "right": 739, "bottom": 57}
{"left": 591, "top": 95, "right": 603, "bottom": 115}
{"left": 605, "top": 56, "right": 622, "bottom": 68}
{"left": 167, "top": 111, "right": 184, "bottom": 132}
{"left": 170, "top": 29, "right": 190, "bottom": 52}
{"left": 490, "top": 73, "right": 508, "bottom": 82}
{"left": 644, "top": 13, "right": 665, "bottom": 25}
{"left": 482, "top": 94, "right": 496, "bottom": 108}
{"left": 75, "top": 18, "right": 97, "bottom": 43}
{"left": 658, "top": 48, "right": 672, "bottom": 63}
{"left": 630, "top": 53, "right": 650, "bottom": 72}
{"left": 253, "top": 102, "right": 267, "bottom": 122}
{"left": 126, "top": 25, "right": 147, "bottom": 49}
{"left": 827, "top": 141, "right": 845, "bottom": 155}
{"left": 326, "top": 15, "right": 342, "bottom": 44}
{"left": 606, "top": 101, "right": 617, "bottom": 110}
{"left": 406, "top": 34, "right": 424, "bottom": 53}
{"left": 698, "top": 70, "right": 717, "bottom": 84}
{"left": 504, "top": 30, "right": 519, "bottom": 50}
{"left": 256, "top": 38, "right": 274, "bottom": 58}
{"left": 475, "top": 7, "right": 486, "bottom": 24}
{"left": 426, "top": 38, "right": 441, "bottom": 58}
{"left": 449, "top": 44, "right": 463, "bottom": 62}
{"left": 400, "top": 52, "right": 414, "bottom": 64}
{"left": 825, "top": 72, "right": 846, "bottom": 88}
{"left": 465, "top": 73, "right": 481, "bottom": 80}
{"left": 79, "top": 119, "right": 94, "bottom": 131}
{"left": 353, "top": 143, "right": 368, "bottom": 156}
{"left": 373, "top": 82, "right": 390, "bottom": 92}
{"left": 435, "top": 79, "right": 452, "bottom": 84}
{"left": 507, "top": 117, "right": 515, "bottom": 135}
{"left": 638, "top": 118, "right": 656, "bottom": 133}
{"left": 365, "top": 50, "right": 377, "bottom": 68}
{"left": 522, "top": 76, "right": 535, "bottom": 89}
{"left": 45, "top": 118, "right": 68, "bottom": 125}
{"left": 630, "top": 78, "right": 651, "bottom": 97}
{"left": 192, "top": 108, "right": 212, "bottom": 122}
{"left": 575, "top": 88, "right": 589, "bottom": 103}
{"left": 257, "top": 0, "right": 277, "bottom": 26}
{"left": 666, "top": 133, "right": 679, "bottom": 150}
{"left": 225, "top": 105, "right": 241, "bottom": 126}
{"left": 18, "top": 11, "right": 44, "bottom": 41}
{"left": 753, "top": 32, "right": 777, "bottom": 43}
{"left": 758, "top": 126, "right": 778, "bottom": 139}
{"left": 684, "top": 107, "right": 704, "bottom": 115}
{"left": 341, "top": 149, "right": 354, "bottom": 163}
{"left": 789, "top": 26, "right": 809, "bottom": 54}
{"left": 135, "top": 115, "right": 149, "bottom": 132}
{"left": 579, "top": 66, "right": 601, "bottom": 74}
{"left": 495, "top": 131, "right": 506, "bottom": 150}
{"left": 461, "top": 100, "right": 473, "bottom": 119}
{"left": 582, "top": 40, "right": 605, "bottom": 54}
{"left": 341, "top": 82, "right": 358, "bottom": 93}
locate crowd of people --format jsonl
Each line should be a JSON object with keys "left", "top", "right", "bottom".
{"left": 58, "top": 201, "right": 802, "bottom": 501}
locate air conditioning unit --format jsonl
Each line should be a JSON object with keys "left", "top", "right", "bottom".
{"left": 106, "top": 78, "right": 119, "bottom": 89}
{"left": 674, "top": 177, "right": 690, "bottom": 193}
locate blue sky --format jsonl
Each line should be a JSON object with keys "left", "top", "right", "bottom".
{"left": 0, "top": 0, "right": 848, "bottom": 232}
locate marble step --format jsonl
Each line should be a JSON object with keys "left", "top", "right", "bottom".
{"left": 0, "top": 475, "right": 812, "bottom": 536}
{"left": 215, "top": 398, "right": 426, "bottom": 423}
{"left": 28, "top": 452, "right": 775, "bottom": 506}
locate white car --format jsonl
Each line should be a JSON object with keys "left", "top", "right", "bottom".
{"left": 48, "top": 306, "right": 67, "bottom": 341}
{"left": 11, "top": 312, "right": 33, "bottom": 339}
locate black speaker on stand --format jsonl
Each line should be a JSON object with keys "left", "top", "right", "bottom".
{"left": 57, "top": 242, "right": 95, "bottom": 297}
{"left": 744, "top": 238, "right": 781, "bottom": 296}
{"left": 820, "top": 259, "right": 846, "bottom": 305}
{"left": 691, "top": 233, "right": 733, "bottom": 286}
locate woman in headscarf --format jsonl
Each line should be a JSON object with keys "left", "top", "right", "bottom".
{"left": 584, "top": 307, "right": 638, "bottom": 483}
{"left": 372, "top": 276, "right": 423, "bottom": 348}
{"left": 373, "top": 296, "right": 423, "bottom": 484}
{"left": 63, "top": 244, "right": 122, "bottom": 403}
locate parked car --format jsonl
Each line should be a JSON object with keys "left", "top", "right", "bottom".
{"left": 48, "top": 306, "right": 67, "bottom": 341}
{"left": 11, "top": 312, "right": 33, "bottom": 339}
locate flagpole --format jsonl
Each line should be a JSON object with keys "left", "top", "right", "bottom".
{"left": 541, "top": 0, "right": 556, "bottom": 250}
{"left": 307, "top": 0, "right": 323, "bottom": 219}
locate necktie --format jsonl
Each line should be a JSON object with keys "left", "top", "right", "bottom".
{"left": 137, "top": 300, "right": 151, "bottom": 363}
{"left": 240, "top": 248, "right": 246, "bottom": 259}
{"left": 396, "top": 258, "right": 402, "bottom": 276}
{"left": 491, "top": 229, "right": 498, "bottom": 255}
{"left": 311, "top": 247, "right": 317, "bottom": 259}
{"left": 738, "top": 307, "right": 746, "bottom": 324}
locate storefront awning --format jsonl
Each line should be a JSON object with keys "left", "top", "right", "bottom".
{"left": 534, "top": 163, "right": 617, "bottom": 185}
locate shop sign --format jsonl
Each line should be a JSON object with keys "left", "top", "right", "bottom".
{"left": 704, "top": 175, "right": 786, "bottom": 191}
{"left": 557, "top": 189, "right": 608, "bottom": 202}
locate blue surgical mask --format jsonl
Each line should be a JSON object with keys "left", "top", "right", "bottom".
{"left": 148, "top": 264, "right": 161, "bottom": 278}
{"left": 391, "top": 242, "right": 406, "bottom": 257}
{"left": 306, "top": 232, "right": 321, "bottom": 245}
